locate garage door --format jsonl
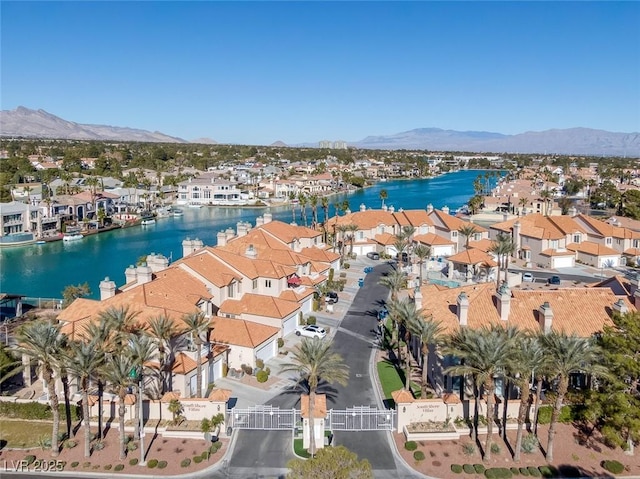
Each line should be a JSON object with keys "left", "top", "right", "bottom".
{"left": 553, "top": 256, "right": 574, "bottom": 268}
{"left": 255, "top": 339, "right": 276, "bottom": 363}
{"left": 282, "top": 315, "right": 297, "bottom": 336}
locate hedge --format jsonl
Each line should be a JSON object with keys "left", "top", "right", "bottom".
{"left": 0, "top": 402, "right": 81, "bottom": 421}
{"left": 527, "top": 466, "right": 541, "bottom": 477}
{"left": 451, "top": 464, "right": 463, "bottom": 474}
{"left": 463, "top": 464, "right": 475, "bottom": 474}
{"left": 602, "top": 460, "right": 624, "bottom": 474}
{"left": 485, "top": 468, "right": 513, "bottom": 479}
{"left": 404, "top": 441, "right": 418, "bottom": 451}
{"left": 474, "top": 464, "right": 486, "bottom": 474}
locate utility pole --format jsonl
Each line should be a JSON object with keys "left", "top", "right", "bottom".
{"left": 139, "top": 370, "right": 146, "bottom": 466}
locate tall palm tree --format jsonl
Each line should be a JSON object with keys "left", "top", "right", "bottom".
{"left": 321, "top": 197, "right": 329, "bottom": 242}
{"left": 489, "top": 233, "right": 516, "bottom": 286}
{"left": 510, "top": 335, "right": 547, "bottom": 461}
{"left": 17, "top": 320, "right": 66, "bottom": 457}
{"left": 66, "top": 340, "right": 105, "bottom": 458}
{"left": 407, "top": 310, "right": 445, "bottom": 399}
{"left": 413, "top": 244, "right": 431, "bottom": 286}
{"left": 181, "top": 312, "right": 210, "bottom": 398}
{"left": 298, "top": 192, "right": 308, "bottom": 227}
{"left": 378, "top": 269, "right": 407, "bottom": 302}
{"left": 539, "top": 332, "right": 607, "bottom": 462}
{"left": 289, "top": 192, "right": 296, "bottom": 223}
{"left": 128, "top": 334, "right": 158, "bottom": 440}
{"left": 145, "top": 315, "right": 178, "bottom": 394}
{"left": 539, "top": 189, "right": 553, "bottom": 216}
{"left": 380, "top": 189, "right": 388, "bottom": 208}
{"left": 458, "top": 224, "right": 479, "bottom": 250}
{"left": 344, "top": 224, "right": 358, "bottom": 257}
{"left": 387, "top": 298, "right": 416, "bottom": 388}
{"left": 102, "top": 353, "right": 135, "bottom": 460}
{"left": 518, "top": 197, "right": 528, "bottom": 215}
{"left": 281, "top": 338, "right": 349, "bottom": 457}
{"left": 309, "top": 194, "right": 319, "bottom": 229}
{"left": 336, "top": 224, "right": 350, "bottom": 260}
{"left": 445, "top": 325, "right": 520, "bottom": 461}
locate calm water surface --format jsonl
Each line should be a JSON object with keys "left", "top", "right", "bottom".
{"left": 0, "top": 170, "right": 489, "bottom": 298}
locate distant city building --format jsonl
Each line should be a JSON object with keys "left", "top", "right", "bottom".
{"left": 318, "top": 140, "right": 348, "bottom": 149}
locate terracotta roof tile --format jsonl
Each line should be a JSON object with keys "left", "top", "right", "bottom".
{"left": 208, "top": 388, "right": 232, "bottom": 402}
{"left": 447, "top": 248, "right": 497, "bottom": 267}
{"left": 219, "top": 293, "right": 299, "bottom": 319}
{"left": 414, "top": 233, "right": 456, "bottom": 246}
{"left": 300, "top": 394, "right": 327, "bottom": 418}
{"left": 391, "top": 389, "right": 415, "bottom": 404}
{"left": 567, "top": 241, "right": 620, "bottom": 256}
{"left": 210, "top": 316, "right": 279, "bottom": 348}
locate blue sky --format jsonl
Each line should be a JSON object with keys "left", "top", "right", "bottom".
{"left": 2, "top": 1, "right": 639, "bottom": 145}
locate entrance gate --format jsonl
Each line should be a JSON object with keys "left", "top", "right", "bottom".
{"left": 227, "top": 405, "right": 300, "bottom": 431}
{"left": 326, "top": 406, "right": 396, "bottom": 431}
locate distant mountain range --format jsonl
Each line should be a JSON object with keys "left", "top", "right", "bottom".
{"left": 1, "top": 107, "right": 638, "bottom": 156}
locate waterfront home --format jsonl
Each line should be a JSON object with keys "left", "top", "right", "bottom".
{"left": 426, "top": 205, "right": 489, "bottom": 252}
{"left": 411, "top": 280, "right": 636, "bottom": 397}
{"left": 10, "top": 183, "right": 43, "bottom": 206}
{"left": 0, "top": 201, "right": 39, "bottom": 243}
{"left": 177, "top": 174, "right": 253, "bottom": 206}
{"left": 53, "top": 190, "right": 118, "bottom": 222}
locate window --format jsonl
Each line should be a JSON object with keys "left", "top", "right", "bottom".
{"left": 573, "top": 234, "right": 581, "bottom": 243}
{"left": 265, "top": 280, "right": 272, "bottom": 288}
{"left": 606, "top": 237, "right": 612, "bottom": 245}
{"left": 252, "top": 279, "right": 258, "bottom": 290}
{"left": 452, "top": 231, "right": 458, "bottom": 237}
{"left": 227, "top": 283, "right": 235, "bottom": 298}
{"left": 551, "top": 240, "right": 558, "bottom": 249}
{"left": 358, "top": 231, "right": 364, "bottom": 240}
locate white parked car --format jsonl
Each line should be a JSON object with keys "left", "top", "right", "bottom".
{"left": 522, "top": 272, "right": 534, "bottom": 282}
{"left": 295, "top": 325, "right": 327, "bottom": 339}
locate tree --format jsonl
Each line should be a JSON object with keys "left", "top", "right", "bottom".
{"left": 102, "top": 353, "right": 135, "bottom": 460}
{"left": 444, "top": 324, "right": 520, "bottom": 461}
{"left": 128, "top": 334, "right": 158, "bottom": 441}
{"left": 379, "top": 189, "right": 388, "bottom": 208}
{"left": 321, "top": 197, "right": 329, "bottom": 242}
{"left": 145, "top": 315, "right": 178, "bottom": 393}
{"left": 281, "top": 338, "right": 349, "bottom": 457}
{"left": 168, "top": 398, "right": 184, "bottom": 426}
{"left": 62, "top": 282, "right": 91, "bottom": 307}
{"left": 299, "top": 192, "right": 308, "bottom": 227}
{"left": 539, "top": 189, "right": 553, "bottom": 216}
{"left": 406, "top": 309, "right": 445, "bottom": 399}
{"left": 413, "top": 244, "right": 431, "bottom": 286}
{"left": 539, "top": 332, "right": 607, "bottom": 462}
{"left": 387, "top": 298, "right": 417, "bottom": 389}
{"left": 309, "top": 194, "right": 319, "bottom": 228}
{"left": 458, "top": 224, "right": 479, "bottom": 250}
{"left": 489, "top": 233, "right": 515, "bottom": 286}
{"left": 287, "top": 445, "right": 372, "bottom": 479}
{"left": 17, "top": 320, "right": 66, "bottom": 457}
{"left": 378, "top": 269, "right": 407, "bottom": 302}
{"left": 181, "top": 312, "right": 210, "bottom": 398}
{"left": 66, "top": 340, "right": 105, "bottom": 457}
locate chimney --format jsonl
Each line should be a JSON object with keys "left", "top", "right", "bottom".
{"left": 512, "top": 221, "right": 522, "bottom": 254}
{"left": 612, "top": 299, "right": 628, "bottom": 315}
{"left": 237, "top": 222, "right": 248, "bottom": 237}
{"left": 263, "top": 213, "right": 272, "bottom": 224}
{"left": 216, "top": 231, "right": 227, "bottom": 247}
{"left": 360, "top": 203, "right": 366, "bottom": 212}
{"left": 225, "top": 228, "right": 235, "bottom": 240}
{"left": 345, "top": 208, "right": 351, "bottom": 214}
{"left": 426, "top": 203, "right": 434, "bottom": 213}
{"left": 147, "top": 253, "right": 169, "bottom": 272}
{"left": 182, "top": 238, "right": 194, "bottom": 257}
{"left": 99, "top": 277, "right": 116, "bottom": 300}
{"left": 193, "top": 238, "right": 203, "bottom": 251}
{"left": 256, "top": 216, "right": 264, "bottom": 227}
{"left": 414, "top": 289, "right": 423, "bottom": 309}
{"left": 568, "top": 206, "right": 578, "bottom": 217}
{"left": 125, "top": 265, "right": 137, "bottom": 285}
{"left": 539, "top": 301, "right": 554, "bottom": 333}
{"left": 442, "top": 206, "right": 449, "bottom": 215}
{"left": 457, "top": 292, "right": 469, "bottom": 326}
{"left": 503, "top": 213, "right": 508, "bottom": 222}
{"left": 136, "top": 263, "right": 153, "bottom": 285}
{"left": 245, "top": 244, "right": 257, "bottom": 259}
{"left": 382, "top": 204, "right": 388, "bottom": 211}
{"left": 388, "top": 206, "right": 394, "bottom": 213}
{"left": 496, "top": 283, "right": 511, "bottom": 321}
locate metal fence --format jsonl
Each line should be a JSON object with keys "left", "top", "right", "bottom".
{"left": 326, "top": 406, "right": 395, "bottom": 431}
{"left": 228, "top": 405, "right": 300, "bottom": 431}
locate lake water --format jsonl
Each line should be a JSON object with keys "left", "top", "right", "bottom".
{"left": 0, "top": 170, "right": 490, "bottom": 298}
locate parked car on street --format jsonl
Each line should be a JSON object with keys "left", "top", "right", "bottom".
{"left": 325, "top": 291, "right": 339, "bottom": 304}
{"left": 295, "top": 324, "right": 327, "bottom": 339}
{"left": 522, "top": 272, "right": 534, "bottom": 282}
{"left": 366, "top": 252, "right": 380, "bottom": 260}
{"left": 548, "top": 275, "right": 561, "bottom": 285}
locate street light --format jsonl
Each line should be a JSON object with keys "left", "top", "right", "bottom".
{"left": 136, "top": 367, "right": 146, "bottom": 466}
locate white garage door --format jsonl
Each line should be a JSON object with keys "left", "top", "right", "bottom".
{"left": 255, "top": 339, "right": 276, "bottom": 363}
{"left": 553, "top": 256, "right": 574, "bottom": 268}
{"left": 282, "top": 315, "right": 297, "bottom": 336}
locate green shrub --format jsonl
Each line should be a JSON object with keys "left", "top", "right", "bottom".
{"left": 277, "top": 337, "right": 284, "bottom": 348}
{"left": 527, "top": 466, "right": 541, "bottom": 477}
{"left": 451, "top": 464, "right": 463, "bottom": 474}
{"left": 71, "top": 461, "right": 79, "bottom": 468}
{"left": 129, "top": 458, "right": 139, "bottom": 466}
{"left": 404, "top": 441, "right": 418, "bottom": 451}
{"left": 157, "top": 461, "right": 167, "bottom": 469}
{"left": 82, "top": 462, "right": 91, "bottom": 468}
{"left": 536, "top": 406, "right": 552, "bottom": 425}
{"left": 94, "top": 440, "right": 105, "bottom": 451}
{"left": 463, "top": 464, "right": 475, "bottom": 474}
{"left": 510, "top": 467, "right": 520, "bottom": 476}
{"left": 539, "top": 466, "right": 558, "bottom": 478}
{"left": 462, "top": 443, "right": 476, "bottom": 456}
{"left": 114, "top": 464, "right": 124, "bottom": 471}
{"left": 127, "top": 441, "right": 138, "bottom": 451}
{"left": 180, "top": 458, "right": 191, "bottom": 468}
{"left": 519, "top": 467, "right": 530, "bottom": 476}
{"left": 64, "top": 439, "right": 77, "bottom": 449}
{"left": 413, "top": 451, "right": 425, "bottom": 461}
{"left": 484, "top": 468, "right": 513, "bottom": 479}
{"left": 193, "top": 455, "right": 203, "bottom": 464}
{"left": 0, "top": 401, "right": 80, "bottom": 421}
{"left": 147, "top": 459, "right": 158, "bottom": 469}
{"left": 24, "top": 455, "right": 36, "bottom": 465}
{"left": 475, "top": 464, "right": 486, "bottom": 474}
{"left": 256, "top": 370, "right": 269, "bottom": 383}
{"left": 602, "top": 460, "right": 624, "bottom": 474}
{"left": 521, "top": 433, "right": 539, "bottom": 454}
{"left": 255, "top": 358, "right": 265, "bottom": 369}
{"left": 306, "top": 316, "right": 317, "bottom": 325}
{"left": 104, "top": 464, "right": 112, "bottom": 471}
{"left": 490, "top": 442, "right": 501, "bottom": 454}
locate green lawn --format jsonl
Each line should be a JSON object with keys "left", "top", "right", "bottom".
{"left": 293, "top": 431, "right": 332, "bottom": 459}
{"left": 377, "top": 361, "right": 421, "bottom": 408}
{"left": 0, "top": 419, "right": 55, "bottom": 448}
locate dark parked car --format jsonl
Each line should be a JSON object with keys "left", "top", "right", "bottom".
{"left": 366, "top": 252, "right": 380, "bottom": 260}
{"left": 548, "top": 275, "right": 561, "bottom": 285}
{"left": 325, "top": 291, "right": 339, "bottom": 304}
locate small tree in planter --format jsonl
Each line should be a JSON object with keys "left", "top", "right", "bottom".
{"left": 201, "top": 413, "right": 225, "bottom": 442}
{"left": 168, "top": 399, "right": 184, "bottom": 426}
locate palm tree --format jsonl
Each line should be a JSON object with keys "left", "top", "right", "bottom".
{"left": 98, "top": 306, "right": 141, "bottom": 346}
{"left": 289, "top": 192, "right": 296, "bottom": 223}
{"left": 321, "top": 197, "right": 329, "bottom": 242}
{"left": 539, "top": 189, "right": 553, "bottom": 216}
{"left": 413, "top": 244, "right": 431, "bottom": 286}
{"left": 102, "top": 354, "right": 135, "bottom": 460}
{"left": 510, "top": 335, "right": 547, "bottom": 461}
{"left": 407, "top": 310, "right": 445, "bottom": 399}
{"left": 281, "top": 338, "right": 349, "bottom": 457}
{"left": 458, "top": 224, "right": 479, "bottom": 250}
{"left": 489, "top": 233, "right": 516, "bottom": 286}
{"left": 128, "top": 334, "right": 158, "bottom": 441}
{"left": 145, "top": 315, "right": 178, "bottom": 394}
{"left": 17, "top": 320, "right": 66, "bottom": 457}
{"left": 309, "top": 194, "right": 319, "bottom": 229}
{"left": 181, "top": 312, "right": 210, "bottom": 398}
{"left": 336, "top": 224, "right": 349, "bottom": 260}
{"left": 380, "top": 189, "right": 388, "bottom": 208}
{"left": 539, "top": 332, "right": 607, "bottom": 462}
{"left": 298, "top": 193, "right": 308, "bottom": 227}
{"left": 518, "top": 197, "right": 528, "bottom": 215}
{"left": 378, "top": 269, "right": 407, "bottom": 302}
{"left": 66, "top": 340, "right": 105, "bottom": 457}
{"left": 344, "top": 224, "right": 358, "bottom": 257}
{"left": 444, "top": 325, "right": 520, "bottom": 461}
